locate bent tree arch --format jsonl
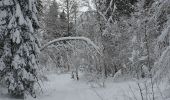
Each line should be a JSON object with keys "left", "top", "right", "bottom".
{"left": 40, "top": 36, "right": 105, "bottom": 84}
{"left": 40, "top": 37, "right": 102, "bottom": 55}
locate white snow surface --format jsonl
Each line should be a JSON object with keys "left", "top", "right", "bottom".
{"left": 0, "top": 73, "right": 169, "bottom": 100}
{"left": 32, "top": 73, "right": 140, "bottom": 100}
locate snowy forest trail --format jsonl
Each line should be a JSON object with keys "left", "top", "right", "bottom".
{"left": 33, "top": 73, "right": 139, "bottom": 100}
{"left": 0, "top": 73, "right": 140, "bottom": 100}
{"left": 35, "top": 73, "right": 102, "bottom": 100}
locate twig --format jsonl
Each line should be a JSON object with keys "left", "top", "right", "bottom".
{"left": 137, "top": 82, "right": 144, "bottom": 100}
{"left": 144, "top": 82, "right": 148, "bottom": 100}
{"left": 150, "top": 75, "right": 155, "bottom": 100}
{"left": 128, "top": 84, "right": 138, "bottom": 100}
{"left": 156, "top": 83, "right": 165, "bottom": 100}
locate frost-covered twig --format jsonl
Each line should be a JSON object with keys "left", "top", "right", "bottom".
{"left": 128, "top": 84, "right": 138, "bottom": 100}
{"left": 144, "top": 82, "right": 148, "bottom": 100}
{"left": 137, "top": 82, "right": 144, "bottom": 100}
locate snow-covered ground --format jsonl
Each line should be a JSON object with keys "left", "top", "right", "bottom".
{"left": 31, "top": 73, "right": 141, "bottom": 100}
{"left": 0, "top": 73, "right": 170, "bottom": 100}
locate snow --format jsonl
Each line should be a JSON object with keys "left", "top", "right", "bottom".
{"left": 0, "top": 73, "right": 134, "bottom": 100}
{"left": 25, "top": 73, "right": 141, "bottom": 100}
{"left": 34, "top": 74, "right": 102, "bottom": 100}
{"left": 40, "top": 37, "right": 101, "bottom": 55}
{"left": 158, "top": 26, "right": 170, "bottom": 42}
{"left": 16, "top": 3, "right": 26, "bottom": 26}
{"left": 26, "top": 17, "right": 34, "bottom": 33}
{"left": 11, "top": 29, "right": 21, "bottom": 44}
{"left": 0, "top": 60, "right": 5, "bottom": 71}
{"left": 0, "top": 72, "right": 169, "bottom": 100}
{"left": 29, "top": 0, "right": 33, "bottom": 11}
{"left": 0, "top": 10, "right": 7, "bottom": 22}
{"left": 131, "top": 35, "right": 137, "bottom": 44}
{"left": 2, "top": 0, "right": 14, "bottom": 6}
{"left": 138, "top": 55, "right": 148, "bottom": 61}
{"left": 153, "top": 46, "right": 170, "bottom": 81}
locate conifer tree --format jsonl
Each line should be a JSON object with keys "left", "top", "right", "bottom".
{"left": 44, "top": 0, "right": 61, "bottom": 39}
{"left": 0, "top": 0, "right": 39, "bottom": 98}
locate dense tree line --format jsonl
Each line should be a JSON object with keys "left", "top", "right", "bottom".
{"left": 76, "top": 0, "right": 170, "bottom": 80}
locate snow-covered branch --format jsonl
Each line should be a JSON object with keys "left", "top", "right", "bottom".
{"left": 40, "top": 37, "right": 102, "bottom": 55}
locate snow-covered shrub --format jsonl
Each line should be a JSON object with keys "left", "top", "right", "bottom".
{"left": 151, "top": 0, "right": 170, "bottom": 83}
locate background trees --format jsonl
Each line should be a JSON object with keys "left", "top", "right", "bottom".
{"left": 38, "top": 0, "right": 170, "bottom": 87}
{"left": 44, "top": 0, "right": 67, "bottom": 40}
{"left": 76, "top": 0, "right": 170, "bottom": 80}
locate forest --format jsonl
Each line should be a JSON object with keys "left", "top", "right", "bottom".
{"left": 0, "top": 0, "right": 170, "bottom": 100}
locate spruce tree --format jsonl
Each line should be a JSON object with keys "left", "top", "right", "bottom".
{"left": 44, "top": 1, "right": 69, "bottom": 39}
{"left": 0, "top": 0, "right": 39, "bottom": 98}
{"left": 44, "top": 0, "right": 60, "bottom": 39}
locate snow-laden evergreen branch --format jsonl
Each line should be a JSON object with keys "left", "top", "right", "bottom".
{"left": 40, "top": 37, "right": 102, "bottom": 55}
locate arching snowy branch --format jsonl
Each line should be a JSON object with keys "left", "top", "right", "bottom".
{"left": 40, "top": 37, "right": 102, "bottom": 55}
